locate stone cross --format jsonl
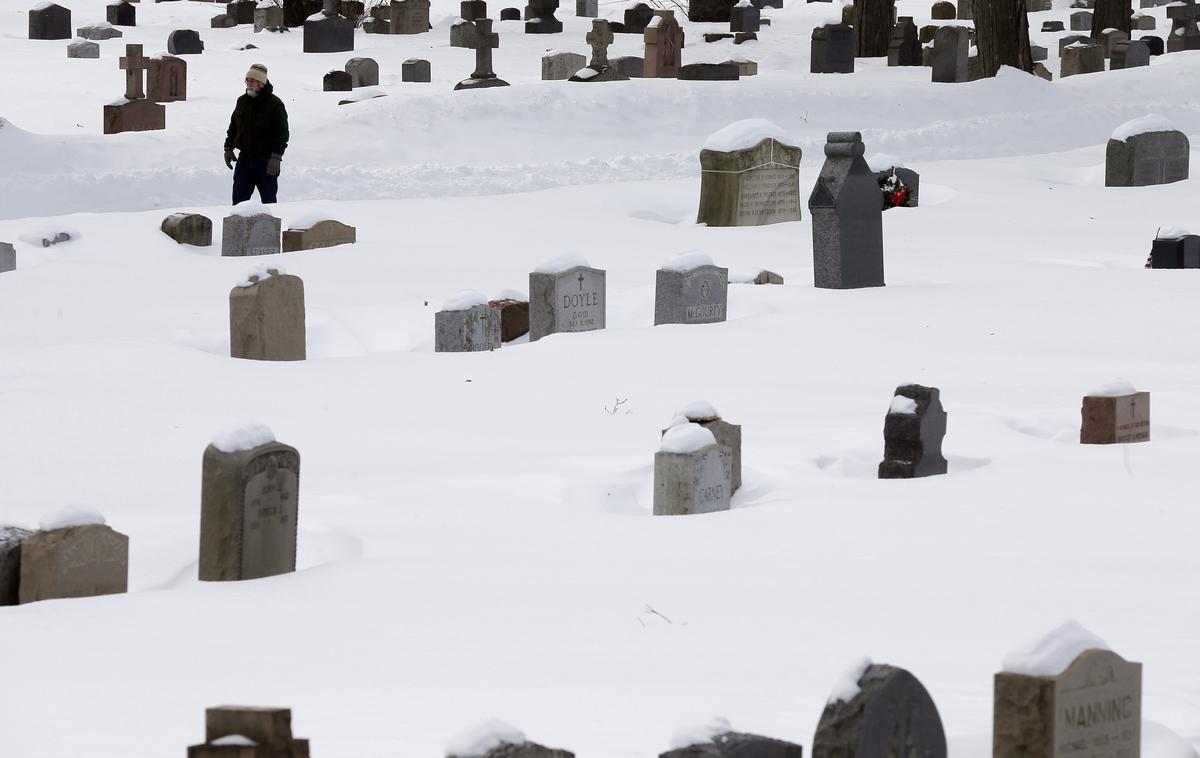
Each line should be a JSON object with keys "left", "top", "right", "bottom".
{"left": 463, "top": 18, "right": 499, "bottom": 79}
{"left": 1168, "top": 0, "right": 1200, "bottom": 39}
{"left": 586, "top": 19, "right": 614, "bottom": 68}
{"left": 119, "top": 43, "right": 149, "bottom": 100}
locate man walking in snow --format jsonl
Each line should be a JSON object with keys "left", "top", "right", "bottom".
{"left": 224, "top": 64, "right": 289, "bottom": 204}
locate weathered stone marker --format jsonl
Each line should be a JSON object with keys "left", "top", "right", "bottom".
{"left": 662, "top": 401, "right": 742, "bottom": 493}
{"left": 570, "top": 19, "right": 628, "bottom": 81}
{"left": 187, "top": 706, "right": 311, "bottom": 757}
{"left": 809, "top": 131, "right": 885, "bottom": 289}
{"left": 654, "top": 254, "right": 729, "bottom": 326}
{"left": 661, "top": 729, "right": 802, "bottom": 758}
{"left": 654, "top": 423, "right": 733, "bottom": 516}
{"left": 879, "top": 384, "right": 948, "bottom": 478}
{"left": 1148, "top": 230, "right": 1200, "bottom": 269}
{"left": 0, "top": 526, "right": 33, "bottom": 606}
{"left": 19, "top": 520, "right": 130, "bottom": 604}
{"left": 488, "top": 298, "right": 530, "bottom": 342}
{"left": 698, "top": 120, "right": 802, "bottom": 227}
{"left": 643, "top": 9, "right": 684, "bottom": 77}
{"left": 147, "top": 54, "right": 187, "bottom": 102}
{"left": 281, "top": 219, "right": 356, "bottom": 251}
{"left": 199, "top": 427, "right": 301, "bottom": 582}
{"left": 435, "top": 291, "right": 501, "bottom": 352}
{"left": 222, "top": 212, "right": 282, "bottom": 256}
{"left": 230, "top": 268, "right": 306, "bottom": 361}
{"left": 529, "top": 257, "right": 606, "bottom": 341}
{"left": 1081, "top": 387, "right": 1149, "bottom": 444}
{"left": 0, "top": 242, "right": 15, "bottom": 274}
{"left": 1105, "top": 116, "right": 1190, "bottom": 187}
{"left": 305, "top": 0, "right": 354, "bottom": 52}
{"left": 814, "top": 663, "right": 947, "bottom": 758}
{"left": 161, "top": 213, "right": 212, "bottom": 246}
{"left": 105, "top": 43, "right": 167, "bottom": 135}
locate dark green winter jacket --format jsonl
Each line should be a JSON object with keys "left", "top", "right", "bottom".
{"left": 224, "top": 81, "right": 289, "bottom": 160}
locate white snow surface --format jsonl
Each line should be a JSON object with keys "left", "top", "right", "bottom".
{"left": 1111, "top": 115, "right": 1178, "bottom": 142}
{"left": 211, "top": 424, "right": 276, "bottom": 453}
{"left": 660, "top": 252, "right": 714, "bottom": 273}
{"left": 236, "top": 264, "right": 286, "bottom": 288}
{"left": 441, "top": 289, "right": 489, "bottom": 311}
{"left": 668, "top": 717, "right": 733, "bottom": 750}
{"left": 827, "top": 657, "right": 874, "bottom": 704}
{"left": 675, "top": 399, "right": 720, "bottom": 422}
{"left": 703, "top": 118, "right": 795, "bottom": 152}
{"left": 1088, "top": 380, "right": 1138, "bottom": 397}
{"left": 889, "top": 395, "right": 918, "bottom": 414}
{"left": 3, "top": 1, "right": 1200, "bottom": 756}
{"left": 1157, "top": 227, "right": 1191, "bottom": 239}
{"left": 1000, "top": 620, "right": 1112, "bottom": 677}
{"left": 212, "top": 735, "right": 258, "bottom": 746}
{"left": 38, "top": 505, "right": 107, "bottom": 531}
{"left": 866, "top": 153, "right": 904, "bottom": 172}
{"left": 659, "top": 423, "right": 717, "bottom": 454}
{"left": 445, "top": 720, "right": 527, "bottom": 757}
{"left": 533, "top": 254, "right": 589, "bottom": 274}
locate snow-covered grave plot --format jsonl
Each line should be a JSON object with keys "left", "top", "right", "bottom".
{"left": 2, "top": 0, "right": 1200, "bottom": 755}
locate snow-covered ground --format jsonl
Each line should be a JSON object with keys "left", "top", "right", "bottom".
{"left": 1, "top": 0, "right": 1199, "bottom": 756}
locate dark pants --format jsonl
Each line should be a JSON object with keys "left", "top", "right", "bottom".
{"left": 232, "top": 158, "right": 278, "bottom": 204}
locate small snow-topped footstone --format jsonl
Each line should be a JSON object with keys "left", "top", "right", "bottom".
{"left": 661, "top": 402, "right": 742, "bottom": 494}
{"left": 661, "top": 730, "right": 802, "bottom": 758}
{"left": 1105, "top": 115, "right": 1189, "bottom": 187}
{"left": 878, "top": 384, "right": 947, "bottom": 479}
{"left": 1148, "top": 229, "right": 1200, "bottom": 269}
{"left": 654, "top": 424, "right": 732, "bottom": 515}
{"left": 1080, "top": 385, "right": 1149, "bottom": 444}
{"left": 162, "top": 213, "right": 212, "bottom": 246}
{"left": 813, "top": 664, "right": 946, "bottom": 758}
{"left": 189, "top": 706, "right": 311, "bottom": 757}
{"left": 19, "top": 522, "right": 129, "bottom": 604}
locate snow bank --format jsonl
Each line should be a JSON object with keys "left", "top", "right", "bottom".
{"left": 39, "top": 505, "right": 106, "bottom": 531}
{"left": 1088, "top": 379, "right": 1137, "bottom": 397}
{"left": 442, "top": 290, "right": 489, "bottom": 312}
{"left": 1000, "top": 620, "right": 1111, "bottom": 676}
{"left": 1143, "top": 721, "right": 1200, "bottom": 758}
{"left": 445, "top": 720, "right": 527, "bottom": 757}
{"left": 1111, "top": 115, "right": 1177, "bottom": 142}
{"left": 866, "top": 153, "right": 904, "bottom": 172}
{"left": 703, "top": 118, "right": 795, "bottom": 152}
{"left": 659, "top": 423, "right": 716, "bottom": 454}
{"left": 668, "top": 717, "right": 732, "bottom": 750}
{"left": 676, "top": 399, "right": 720, "bottom": 422}
{"left": 660, "top": 252, "right": 714, "bottom": 273}
{"left": 727, "top": 268, "right": 759, "bottom": 284}
{"left": 212, "top": 424, "right": 276, "bottom": 454}
{"left": 286, "top": 209, "right": 343, "bottom": 229}
{"left": 236, "top": 265, "right": 286, "bottom": 288}
{"left": 889, "top": 395, "right": 918, "bottom": 414}
{"left": 827, "top": 657, "right": 873, "bottom": 704}
{"left": 533, "top": 254, "right": 589, "bottom": 274}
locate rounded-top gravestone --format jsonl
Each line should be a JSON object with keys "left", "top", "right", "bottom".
{"left": 813, "top": 663, "right": 947, "bottom": 758}
{"left": 168, "top": 28, "right": 205, "bottom": 54}
{"left": 698, "top": 119, "right": 802, "bottom": 228}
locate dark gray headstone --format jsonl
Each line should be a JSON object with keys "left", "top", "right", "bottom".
{"left": 167, "top": 29, "right": 204, "bottom": 54}
{"left": 0, "top": 242, "right": 14, "bottom": 273}
{"left": 0, "top": 526, "right": 33, "bottom": 606}
{"left": 1060, "top": 40, "right": 1103, "bottom": 77}
{"left": 1167, "top": 0, "right": 1200, "bottom": 52}
{"left": 1105, "top": 125, "right": 1190, "bottom": 187}
{"left": 932, "top": 25, "right": 968, "bottom": 82}
{"left": 888, "top": 17, "right": 921, "bottom": 66}
{"left": 461, "top": 0, "right": 487, "bottom": 19}
{"left": 678, "top": 62, "right": 740, "bottom": 79}
{"left": 402, "top": 57, "right": 431, "bottom": 81}
{"left": 323, "top": 69, "right": 353, "bottom": 90}
{"left": 390, "top": 0, "right": 430, "bottom": 33}
{"left": 688, "top": 0, "right": 735, "bottom": 22}
{"left": 345, "top": 56, "right": 379, "bottom": 86}
{"left": 1110, "top": 39, "right": 1150, "bottom": 68}
{"left": 660, "top": 732, "right": 801, "bottom": 758}
{"left": 1149, "top": 232, "right": 1200, "bottom": 268}
{"left": 878, "top": 384, "right": 948, "bottom": 478}
{"left": 1042, "top": 20, "right": 1064, "bottom": 31}
{"left": 449, "top": 742, "right": 575, "bottom": 758}
{"left": 283, "top": 0, "right": 323, "bottom": 26}
{"left": 811, "top": 23, "right": 855, "bottom": 73}
{"left": 1142, "top": 34, "right": 1164, "bottom": 55}
{"left": 501, "top": 6, "right": 521, "bottom": 18}
{"left": 161, "top": 213, "right": 212, "bottom": 246}
{"left": 813, "top": 664, "right": 947, "bottom": 758}
{"left": 612, "top": 55, "right": 644, "bottom": 78}
{"left": 623, "top": 1, "right": 653, "bottom": 32}
{"left": 227, "top": 0, "right": 256, "bottom": 23}
{"left": 107, "top": 1, "right": 136, "bottom": 26}
{"left": 29, "top": 3, "right": 71, "bottom": 39}
{"left": 809, "top": 132, "right": 884, "bottom": 289}
{"left": 525, "top": 0, "right": 563, "bottom": 33}
{"left": 304, "top": 8, "right": 354, "bottom": 51}
{"left": 730, "top": 2, "right": 759, "bottom": 31}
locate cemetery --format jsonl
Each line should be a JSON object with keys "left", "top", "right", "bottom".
{"left": 1, "top": 0, "right": 1199, "bottom": 754}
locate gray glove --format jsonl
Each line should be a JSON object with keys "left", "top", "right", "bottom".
{"left": 267, "top": 153, "right": 282, "bottom": 177}
{"left": 224, "top": 150, "right": 235, "bottom": 170}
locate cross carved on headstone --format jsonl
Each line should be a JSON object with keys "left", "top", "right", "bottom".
{"left": 462, "top": 18, "right": 500, "bottom": 80}
{"left": 119, "top": 43, "right": 150, "bottom": 101}
{"left": 586, "top": 19, "right": 614, "bottom": 68}
{"left": 577, "top": 272, "right": 585, "bottom": 290}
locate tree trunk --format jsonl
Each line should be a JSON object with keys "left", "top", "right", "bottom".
{"left": 974, "top": 0, "right": 1033, "bottom": 76}
{"left": 1091, "top": 0, "right": 1132, "bottom": 39}
{"left": 853, "top": 0, "right": 895, "bottom": 57}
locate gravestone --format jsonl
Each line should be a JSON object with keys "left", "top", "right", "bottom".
{"left": 345, "top": 57, "right": 379, "bottom": 86}
{"left": 654, "top": 424, "right": 733, "bottom": 516}
{"left": 104, "top": 44, "right": 167, "bottom": 134}
{"left": 323, "top": 69, "right": 353, "bottom": 90}
{"left": 1096, "top": 27, "right": 1128, "bottom": 57}
{"left": 389, "top": 0, "right": 430, "bottom": 33}
{"left": 0, "top": 242, "right": 14, "bottom": 274}
{"left": 488, "top": 298, "right": 530, "bottom": 341}
{"left": 919, "top": 24, "right": 938, "bottom": 43}
{"left": 1070, "top": 10, "right": 1092, "bottom": 30}
{"left": 1081, "top": 390, "right": 1150, "bottom": 444}
{"left": 644, "top": 10, "right": 684, "bottom": 77}
{"left": 107, "top": 1, "right": 136, "bottom": 26}
{"left": 811, "top": 24, "right": 856, "bottom": 73}
{"left": 697, "top": 131, "right": 802, "bottom": 227}
{"left": 1105, "top": 120, "right": 1189, "bottom": 187}
{"left": 254, "top": 2, "right": 285, "bottom": 31}
{"left": 282, "top": 219, "right": 356, "bottom": 251}
{"left": 448, "top": 740, "right": 574, "bottom": 758}
{"left": 1132, "top": 12, "right": 1155, "bottom": 29}
{"left": 542, "top": 50, "right": 586, "bottom": 79}
{"left": 402, "top": 57, "right": 431, "bottom": 81}
{"left": 688, "top": 0, "right": 736, "bottom": 22}
{"left": 1166, "top": 1, "right": 1200, "bottom": 52}
{"left": 878, "top": 384, "right": 948, "bottom": 478}
{"left": 877, "top": 165, "right": 920, "bottom": 208}
{"left": 662, "top": 403, "right": 742, "bottom": 493}
{"left": 1061, "top": 41, "right": 1104, "bottom": 76}
{"left": 168, "top": 29, "right": 205, "bottom": 54}
{"left": 957, "top": 0, "right": 972, "bottom": 17}
{"left": 888, "top": 17, "right": 921, "bottom": 66}
{"left": 305, "top": 0, "right": 354, "bottom": 51}
{"left": 147, "top": 54, "right": 186, "bottom": 102}
{"left": 526, "top": 0, "right": 563, "bottom": 33}
{"left": 501, "top": 6, "right": 521, "bottom": 18}
{"left": 730, "top": 1, "right": 759, "bottom": 31}
{"left": 283, "top": 0, "right": 322, "bottom": 26}
{"left": 809, "top": 132, "right": 885, "bottom": 289}
{"left": 1110, "top": 39, "right": 1149, "bottom": 68}
{"left": 624, "top": 1, "right": 653, "bottom": 32}
{"left": 678, "top": 62, "right": 740, "bottom": 79}
{"left": 29, "top": 3, "right": 71, "bottom": 40}
{"left": 613, "top": 55, "right": 644, "bottom": 77}
{"left": 77, "top": 22, "right": 122, "bottom": 40}
{"left": 813, "top": 664, "right": 947, "bottom": 758}
{"left": 569, "top": 19, "right": 628, "bottom": 81}
{"left": 451, "top": 19, "right": 474, "bottom": 46}
{"left": 434, "top": 297, "right": 501, "bottom": 352}
{"left": 228, "top": 0, "right": 256, "bottom": 23}
{"left": 931, "top": 0, "right": 955, "bottom": 18}
{"left": 723, "top": 57, "right": 757, "bottom": 75}
{"left": 461, "top": 0, "right": 487, "bottom": 18}
{"left": 1142, "top": 35, "right": 1163, "bottom": 55}
{"left": 932, "top": 24, "right": 969, "bottom": 82}
{"left": 230, "top": 269, "right": 306, "bottom": 361}
{"left": 210, "top": 13, "right": 236, "bottom": 28}
{"left": 661, "top": 731, "right": 801, "bottom": 758}
{"left": 340, "top": 0, "right": 365, "bottom": 22}
{"left": 994, "top": 649, "right": 1141, "bottom": 758}
{"left": 199, "top": 434, "right": 301, "bottom": 581}
{"left": 0, "top": 526, "right": 33, "bottom": 606}
{"left": 161, "top": 213, "right": 212, "bottom": 245}
{"left": 1149, "top": 230, "right": 1200, "bottom": 268}
{"left": 67, "top": 40, "right": 100, "bottom": 57}
{"left": 188, "top": 707, "right": 311, "bottom": 758}
{"left": 18, "top": 524, "right": 129, "bottom": 604}
{"left": 1042, "top": 20, "right": 1064, "bottom": 31}
{"left": 528, "top": 261, "right": 606, "bottom": 341}
{"left": 655, "top": 259, "right": 729, "bottom": 326}
{"left": 576, "top": 0, "right": 597, "bottom": 15}
{"left": 1059, "top": 35, "right": 1091, "bottom": 54}
{"left": 222, "top": 213, "right": 282, "bottom": 256}
{"left": 454, "top": 19, "right": 509, "bottom": 89}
